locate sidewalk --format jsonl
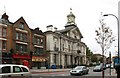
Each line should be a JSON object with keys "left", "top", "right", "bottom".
{"left": 106, "top": 69, "right": 117, "bottom": 76}
{"left": 30, "top": 68, "right": 71, "bottom": 73}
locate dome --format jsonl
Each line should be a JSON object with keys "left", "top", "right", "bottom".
{"left": 67, "top": 12, "right": 75, "bottom": 18}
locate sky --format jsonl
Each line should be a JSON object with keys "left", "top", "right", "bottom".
{"left": 0, "top": 0, "right": 120, "bottom": 57}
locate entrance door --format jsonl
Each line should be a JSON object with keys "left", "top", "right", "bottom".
{"left": 23, "top": 60, "right": 29, "bottom": 68}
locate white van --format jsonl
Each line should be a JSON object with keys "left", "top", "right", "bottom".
{"left": 0, "top": 64, "right": 31, "bottom": 78}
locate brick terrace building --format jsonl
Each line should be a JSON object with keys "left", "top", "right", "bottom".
{"left": 0, "top": 13, "right": 46, "bottom": 68}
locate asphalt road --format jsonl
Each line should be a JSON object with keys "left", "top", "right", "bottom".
{"left": 31, "top": 67, "right": 116, "bottom": 78}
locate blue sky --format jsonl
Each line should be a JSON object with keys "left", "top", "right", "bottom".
{"left": 0, "top": 0, "right": 119, "bottom": 57}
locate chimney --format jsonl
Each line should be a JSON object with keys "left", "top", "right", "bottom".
{"left": 46, "top": 25, "right": 53, "bottom": 31}
{"left": 35, "top": 27, "right": 39, "bottom": 31}
{"left": 54, "top": 27, "right": 57, "bottom": 31}
{"left": 1, "top": 13, "right": 9, "bottom": 20}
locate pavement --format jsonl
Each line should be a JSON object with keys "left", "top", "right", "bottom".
{"left": 107, "top": 69, "right": 117, "bottom": 76}
{"left": 30, "top": 68, "right": 71, "bottom": 74}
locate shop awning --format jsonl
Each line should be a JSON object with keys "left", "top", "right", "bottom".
{"left": 12, "top": 54, "right": 30, "bottom": 59}
{"left": 32, "top": 56, "right": 47, "bottom": 62}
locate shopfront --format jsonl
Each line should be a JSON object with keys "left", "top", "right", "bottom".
{"left": 32, "top": 56, "right": 47, "bottom": 69}
{"left": 2, "top": 52, "right": 12, "bottom": 64}
{"left": 12, "top": 53, "right": 31, "bottom": 68}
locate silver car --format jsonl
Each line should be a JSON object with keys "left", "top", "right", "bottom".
{"left": 70, "top": 66, "right": 89, "bottom": 75}
{"left": 0, "top": 64, "right": 31, "bottom": 78}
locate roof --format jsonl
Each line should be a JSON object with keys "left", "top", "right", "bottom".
{"left": 56, "top": 25, "right": 75, "bottom": 33}
{"left": 0, "top": 64, "right": 26, "bottom": 67}
{"left": 55, "top": 25, "right": 83, "bottom": 38}
{"left": 30, "top": 28, "right": 45, "bottom": 35}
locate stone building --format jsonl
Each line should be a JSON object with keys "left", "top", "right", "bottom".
{"left": 45, "top": 10, "right": 87, "bottom": 68}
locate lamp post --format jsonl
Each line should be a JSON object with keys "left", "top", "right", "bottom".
{"left": 109, "top": 51, "right": 111, "bottom": 76}
{"left": 103, "top": 14, "right": 120, "bottom": 64}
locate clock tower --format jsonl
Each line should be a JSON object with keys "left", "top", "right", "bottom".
{"left": 66, "top": 8, "right": 76, "bottom": 25}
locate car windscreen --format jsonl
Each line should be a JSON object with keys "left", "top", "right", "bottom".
{"left": 74, "top": 67, "right": 83, "bottom": 70}
{"left": 95, "top": 66, "right": 101, "bottom": 69}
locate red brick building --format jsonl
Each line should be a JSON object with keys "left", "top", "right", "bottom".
{"left": 0, "top": 13, "right": 46, "bottom": 68}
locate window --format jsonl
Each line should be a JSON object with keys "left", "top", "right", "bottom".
{"left": 23, "top": 33, "right": 27, "bottom": 41}
{"left": 16, "top": 32, "right": 19, "bottom": 40}
{"left": 33, "top": 36, "right": 37, "bottom": 44}
{"left": 2, "top": 41, "right": 6, "bottom": 50}
{"left": 62, "top": 44, "right": 64, "bottom": 51}
{"left": 2, "top": 66, "right": 11, "bottom": 73}
{"left": 68, "top": 45, "right": 70, "bottom": 51}
{"left": 54, "top": 42, "right": 56, "bottom": 48}
{"left": 34, "top": 47, "right": 43, "bottom": 55}
{"left": 54, "top": 54, "right": 57, "bottom": 64}
{"left": 21, "top": 67, "right": 28, "bottom": 72}
{"left": 40, "top": 38, "right": 43, "bottom": 44}
{"left": 20, "top": 33, "right": 23, "bottom": 40}
{"left": 19, "top": 23, "right": 24, "bottom": 29}
{"left": 2, "top": 27, "right": 6, "bottom": 37}
{"left": 16, "top": 44, "right": 27, "bottom": 52}
{"left": 38, "top": 38, "right": 40, "bottom": 44}
{"left": 13, "top": 66, "right": 22, "bottom": 73}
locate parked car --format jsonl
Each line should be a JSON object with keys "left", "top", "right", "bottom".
{"left": 0, "top": 64, "right": 31, "bottom": 78}
{"left": 70, "top": 66, "right": 89, "bottom": 75}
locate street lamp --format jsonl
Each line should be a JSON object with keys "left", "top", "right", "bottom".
{"left": 103, "top": 14, "right": 120, "bottom": 64}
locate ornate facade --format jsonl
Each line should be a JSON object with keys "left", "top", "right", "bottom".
{"left": 45, "top": 10, "right": 87, "bottom": 68}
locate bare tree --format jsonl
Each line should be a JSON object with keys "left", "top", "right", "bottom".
{"left": 95, "top": 17, "right": 115, "bottom": 78}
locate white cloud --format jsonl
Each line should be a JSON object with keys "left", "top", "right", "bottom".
{"left": 0, "top": 0, "right": 119, "bottom": 57}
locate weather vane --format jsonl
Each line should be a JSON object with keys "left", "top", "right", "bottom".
{"left": 70, "top": 8, "right": 72, "bottom": 11}
{"left": 4, "top": 6, "right": 6, "bottom": 13}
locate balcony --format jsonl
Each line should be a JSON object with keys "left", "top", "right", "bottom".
{"left": 77, "top": 50, "right": 81, "bottom": 54}
{"left": 54, "top": 47, "right": 59, "bottom": 51}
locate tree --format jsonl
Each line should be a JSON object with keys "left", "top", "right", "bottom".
{"left": 86, "top": 47, "right": 93, "bottom": 59}
{"left": 95, "top": 16, "right": 115, "bottom": 78}
{"left": 95, "top": 18, "right": 115, "bottom": 55}
{"left": 91, "top": 54, "right": 98, "bottom": 62}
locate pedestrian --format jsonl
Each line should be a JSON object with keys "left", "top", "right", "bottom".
{"left": 115, "top": 64, "right": 120, "bottom": 78}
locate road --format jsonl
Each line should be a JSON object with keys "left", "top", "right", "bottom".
{"left": 31, "top": 67, "right": 116, "bottom": 78}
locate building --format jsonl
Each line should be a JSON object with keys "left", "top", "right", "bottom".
{"left": 45, "top": 10, "right": 87, "bottom": 68}
{"left": 0, "top": 13, "right": 13, "bottom": 64}
{"left": 30, "top": 28, "right": 47, "bottom": 69}
{"left": 0, "top": 13, "right": 46, "bottom": 68}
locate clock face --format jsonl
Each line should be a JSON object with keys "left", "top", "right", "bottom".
{"left": 68, "top": 18, "right": 71, "bottom": 21}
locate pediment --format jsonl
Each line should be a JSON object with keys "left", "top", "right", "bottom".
{"left": 13, "top": 17, "right": 30, "bottom": 32}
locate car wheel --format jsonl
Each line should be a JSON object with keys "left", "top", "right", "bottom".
{"left": 80, "top": 72, "right": 83, "bottom": 75}
{"left": 70, "top": 73, "right": 73, "bottom": 76}
{"left": 86, "top": 72, "right": 88, "bottom": 74}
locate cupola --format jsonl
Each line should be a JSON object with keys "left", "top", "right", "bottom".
{"left": 66, "top": 8, "right": 76, "bottom": 25}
